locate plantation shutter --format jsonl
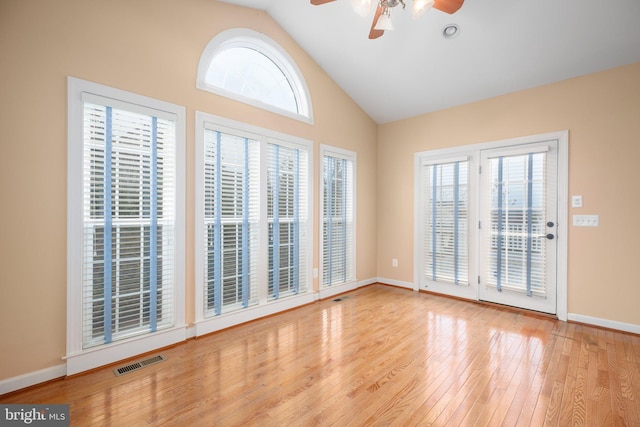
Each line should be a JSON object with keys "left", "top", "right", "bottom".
{"left": 322, "top": 153, "right": 355, "bottom": 287}
{"left": 422, "top": 159, "right": 469, "bottom": 285}
{"left": 203, "top": 129, "right": 260, "bottom": 316}
{"left": 82, "top": 97, "right": 176, "bottom": 349}
{"left": 267, "top": 142, "right": 309, "bottom": 299}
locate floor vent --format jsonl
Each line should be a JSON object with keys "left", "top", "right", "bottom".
{"left": 333, "top": 296, "right": 351, "bottom": 302}
{"left": 113, "top": 354, "right": 165, "bottom": 376}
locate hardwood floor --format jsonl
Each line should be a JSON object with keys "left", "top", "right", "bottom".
{"left": 2, "top": 284, "right": 640, "bottom": 426}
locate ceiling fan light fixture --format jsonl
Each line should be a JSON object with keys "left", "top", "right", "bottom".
{"left": 374, "top": 10, "right": 394, "bottom": 31}
{"left": 412, "top": 0, "right": 434, "bottom": 19}
{"left": 351, "top": 0, "right": 372, "bottom": 17}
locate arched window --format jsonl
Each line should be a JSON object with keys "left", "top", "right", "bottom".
{"left": 197, "top": 29, "right": 313, "bottom": 124}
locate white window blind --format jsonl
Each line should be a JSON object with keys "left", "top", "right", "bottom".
{"left": 322, "top": 150, "right": 355, "bottom": 287}
{"left": 486, "top": 153, "right": 547, "bottom": 296}
{"left": 82, "top": 101, "right": 176, "bottom": 349}
{"left": 421, "top": 160, "right": 469, "bottom": 285}
{"left": 203, "top": 129, "right": 260, "bottom": 316}
{"left": 267, "top": 143, "right": 309, "bottom": 299}
{"left": 199, "top": 121, "right": 311, "bottom": 319}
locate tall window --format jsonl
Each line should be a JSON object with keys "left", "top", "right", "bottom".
{"left": 420, "top": 159, "right": 469, "bottom": 286}
{"left": 268, "top": 143, "right": 308, "bottom": 300}
{"left": 196, "top": 113, "right": 312, "bottom": 325}
{"left": 81, "top": 102, "right": 177, "bottom": 347}
{"left": 67, "top": 78, "right": 185, "bottom": 374}
{"left": 197, "top": 29, "right": 313, "bottom": 124}
{"left": 203, "top": 130, "right": 260, "bottom": 316}
{"left": 321, "top": 146, "right": 356, "bottom": 288}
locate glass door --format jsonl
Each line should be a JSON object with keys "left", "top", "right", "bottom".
{"left": 478, "top": 141, "right": 558, "bottom": 314}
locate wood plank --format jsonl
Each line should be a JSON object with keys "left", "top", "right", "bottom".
{"left": 1, "top": 284, "right": 640, "bottom": 426}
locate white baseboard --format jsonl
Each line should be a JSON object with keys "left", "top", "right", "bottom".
{"left": 193, "top": 292, "right": 318, "bottom": 337}
{"left": 65, "top": 327, "right": 188, "bottom": 376}
{"left": 186, "top": 325, "right": 197, "bottom": 339}
{"left": 568, "top": 313, "right": 640, "bottom": 335}
{"left": 0, "top": 364, "right": 67, "bottom": 396}
{"left": 358, "top": 277, "right": 378, "bottom": 288}
{"left": 376, "top": 277, "right": 415, "bottom": 290}
{"left": 317, "top": 281, "right": 359, "bottom": 300}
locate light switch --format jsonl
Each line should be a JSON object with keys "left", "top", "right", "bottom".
{"left": 571, "top": 195, "right": 583, "bottom": 208}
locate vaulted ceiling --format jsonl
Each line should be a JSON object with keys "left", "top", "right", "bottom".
{"left": 219, "top": 0, "right": 640, "bottom": 124}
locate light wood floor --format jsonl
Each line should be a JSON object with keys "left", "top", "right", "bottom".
{"left": 2, "top": 284, "right": 640, "bottom": 426}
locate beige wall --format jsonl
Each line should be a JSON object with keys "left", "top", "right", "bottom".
{"left": 0, "top": 0, "right": 378, "bottom": 380}
{"left": 377, "top": 61, "right": 640, "bottom": 326}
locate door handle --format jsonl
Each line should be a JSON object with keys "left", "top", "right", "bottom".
{"left": 537, "top": 233, "right": 555, "bottom": 239}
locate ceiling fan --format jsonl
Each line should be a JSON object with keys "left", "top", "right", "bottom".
{"left": 311, "top": 0, "right": 464, "bottom": 39}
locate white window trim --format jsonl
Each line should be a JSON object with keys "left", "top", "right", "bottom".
{"left": 196, "top": 28, "right": 314, "bottom": 125}
{"left": 194, "top": 111, "right": 315, "bottom": 337}
{"left": 318, "top": 144, "right": 357, "bottom": 300}
{"left": 413, "top": 130, "right": 568, "bottom": 321}
{"left": 66, "top": 77, "right": 187, "bottom": 375}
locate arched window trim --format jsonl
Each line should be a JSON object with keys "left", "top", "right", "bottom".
{"left": 197, "top": 28, "right": 313, "bottom": 125}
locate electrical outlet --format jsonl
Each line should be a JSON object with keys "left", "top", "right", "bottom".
{"left": 573, "top": 214, "right": 599, "bottom": 227}
{"left": 392, "top": 258, "right": 398, "bottom": 267}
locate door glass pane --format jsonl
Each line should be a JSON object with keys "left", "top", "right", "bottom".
{"left": 486, "top": 153, "right": 547, "bottom": 297}
{"left": 422, "top": 161, "right": 469, "bottom": 285}
{"left": 322, "top": 155, "right": 355, "bottom": 287}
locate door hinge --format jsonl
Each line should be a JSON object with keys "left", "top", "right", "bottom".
{"left": 479, "top": 164, "right": 482, "bottom": 174}
{"left": 478, "top": 275, "right": 481, "bottom": 285}
{"left": 478, "top": 221, "right": 482, "bottom": 229}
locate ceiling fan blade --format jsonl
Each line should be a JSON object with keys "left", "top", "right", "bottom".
{"left": 310, "top": 0, "right": 336, "bottom": 4}
{"left": 433, "top": 0, "right": 464, "bottom": 14}
{"left": 369, "top": 4, "right": 385, "bottom": 39}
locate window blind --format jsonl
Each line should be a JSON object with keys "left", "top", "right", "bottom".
{"left": 322, "top": 153, "right": 355, "bottom": 287}
{"left": 82, "top": 102, "right": 176, "bottom": 349}
{"left": 421, "top": 160, "right": 469, "bottom": 285}
{"left": 267, "top": 142, "right": 309, "bottom": 299}
{"left": 486, "top": 153, "right": 547, "bottom": 296}
{"left": 203, "top": 129, "right": 260, "bottom": 316}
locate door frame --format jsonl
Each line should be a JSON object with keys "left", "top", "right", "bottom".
{"left": 413, "top": 130, "right": 568, "bottom": 320}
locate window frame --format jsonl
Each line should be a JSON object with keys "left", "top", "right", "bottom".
{"left": 67, "top": 77, "right": 186, "bottom": 375}
{"left": 319, "top": 144, "right": 357, "bottom": 299}
{"left": 197, "top": 28, "right": 313, "bottom": 125}
{"left": 194, "top": 112, "right": 315, "bottom": 337}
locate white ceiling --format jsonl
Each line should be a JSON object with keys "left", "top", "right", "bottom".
{"left": 218, "top": 0, "right": 640, "bottom": 124}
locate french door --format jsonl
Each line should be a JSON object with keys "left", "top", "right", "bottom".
{"left": 478, "top": 141, "right": 558, "bottom": 314}
{"left": 416, "top": 133, "right": 566, "bottom": 316}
